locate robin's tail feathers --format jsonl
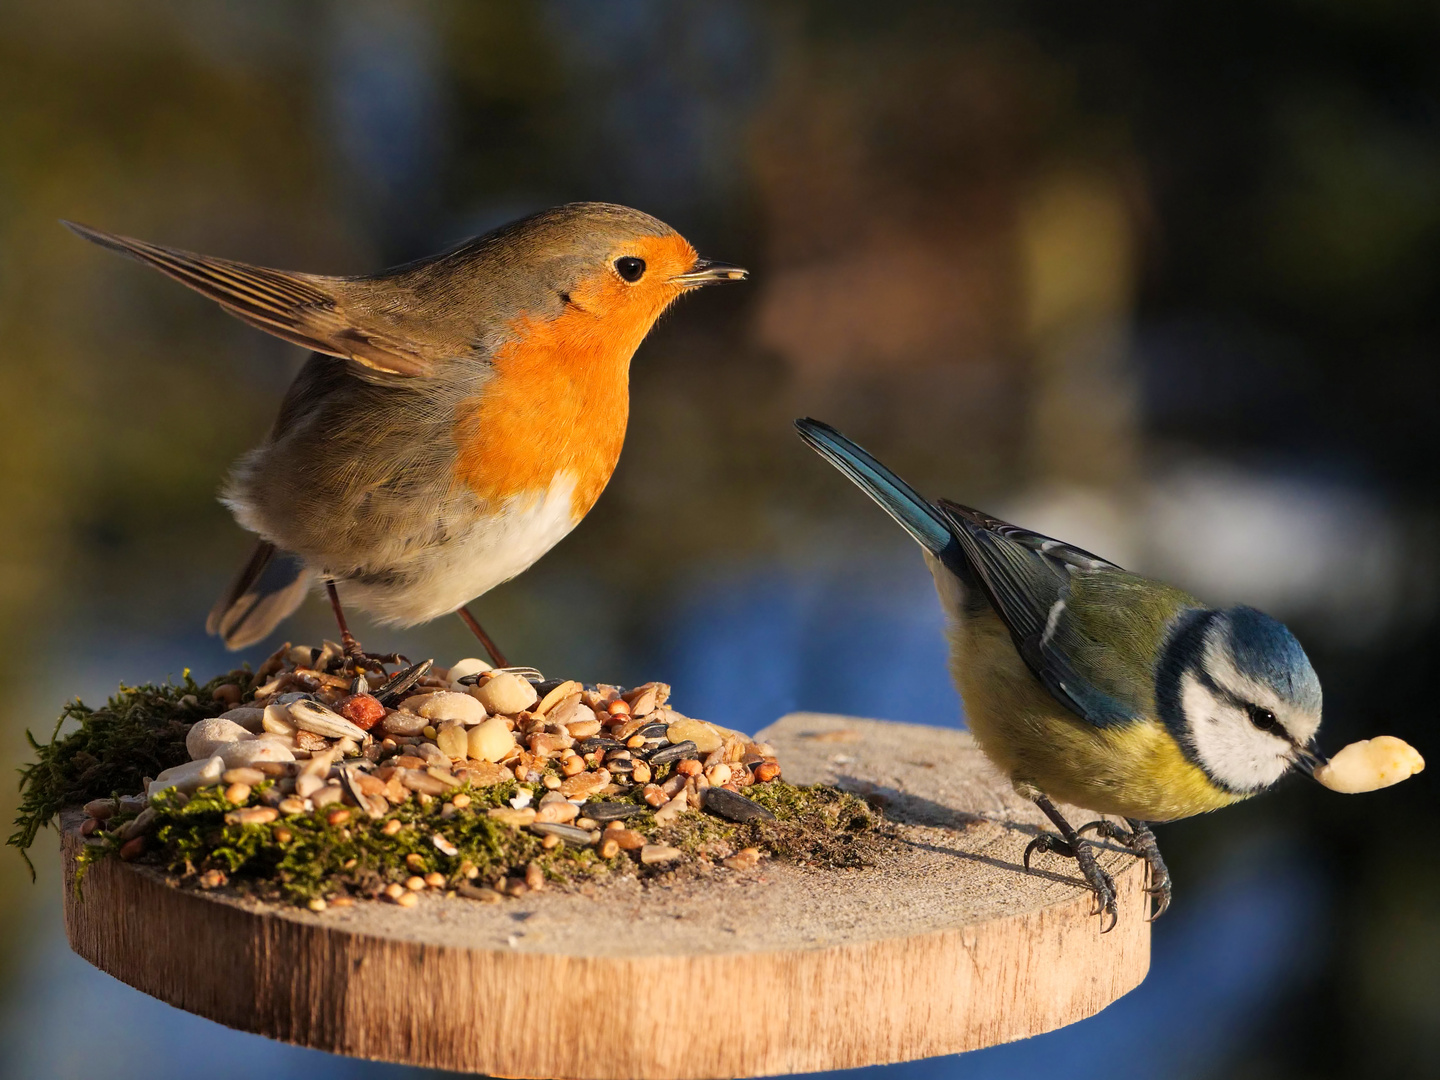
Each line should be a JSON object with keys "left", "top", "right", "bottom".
{"left": 207, "top": 541, "right": 314, "bottom": 650}
{"left": 793, "top": 418, "right": 953, "bottom": 555}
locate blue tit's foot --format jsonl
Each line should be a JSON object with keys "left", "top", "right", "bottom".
{"left": 1079, "top": 818, "right": 1172, "bottom": 921}
{"left": 1026, "top": 794, "right": 1119, "bottom": 932}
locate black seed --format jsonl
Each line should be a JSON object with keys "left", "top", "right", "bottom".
{"left": 373, "top": 659, "right": 434, "bottom": 705}
{"left": 700, "top": 788, "right": 776, "bottom": 823}
{"left": 607, "top": 759, "right": 635, "bottom": 774}
{"left": 577, "top": 737, "right": 623, "bottom": 754}
{"left": 647, "top": 740, "right": 698, "bottom": 766}
{"left": 579, "top": 802, "right": 645, "bottom": 821}
{"left": 636, "top": 722, "right": 669, "bottom": 740}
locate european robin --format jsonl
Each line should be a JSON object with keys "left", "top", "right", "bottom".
{"left": 65, "top": 203, "right": 746, "bottom": 664}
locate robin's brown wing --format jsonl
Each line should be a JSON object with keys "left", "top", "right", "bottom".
{"left": 63, "top": 221, "right": 433, "bottom": 379}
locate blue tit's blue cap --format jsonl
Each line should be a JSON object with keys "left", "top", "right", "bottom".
{"left": 1223, "top": 606, "right": 1323, "bottom": 714}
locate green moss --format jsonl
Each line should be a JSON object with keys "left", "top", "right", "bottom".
{"left": 14, "top": 672, "right": 886, "bottom": 905}
{"left": 9, "top": 672, "right": 252, "bottom": 875}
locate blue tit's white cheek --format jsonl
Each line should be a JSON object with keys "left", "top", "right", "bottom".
{"left": 1180, "top": 671, "right": 1293, "bottom": 792}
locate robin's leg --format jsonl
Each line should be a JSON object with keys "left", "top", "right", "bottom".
{"left": 324, "top": 580, "right": 405, "bottom": 673}
{"left": 1078, "top": 817, "right": 1172, "bottom": 920}
{"left": 456, "top": 606, "right": 509, "bottom": 668}
{"left": 1024, "top": 793, "right": 1119, "bottom": 931}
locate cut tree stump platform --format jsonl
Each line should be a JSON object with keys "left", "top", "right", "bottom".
{"left": 61, "top": 713, "right": 1150, "bottom": 1079}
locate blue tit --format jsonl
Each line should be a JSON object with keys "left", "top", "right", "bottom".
{"left": 795, "top": 418, "right": 1327, "bottom": 926}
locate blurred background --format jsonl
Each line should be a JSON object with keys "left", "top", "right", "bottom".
{"left": 1, "top": 1, "right": 1437, "bottom": 1076}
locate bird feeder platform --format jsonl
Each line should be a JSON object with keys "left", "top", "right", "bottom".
{"left": 60, "top": 712, "right": 1150, "bottom": 1079}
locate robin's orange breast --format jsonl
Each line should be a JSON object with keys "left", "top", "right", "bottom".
{"left": 452, "top": 301, "right": 653, "bottom": 520}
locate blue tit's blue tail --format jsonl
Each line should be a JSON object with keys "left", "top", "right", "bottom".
{"left": 794, "top": 418, "right": 954, "bottom": 556}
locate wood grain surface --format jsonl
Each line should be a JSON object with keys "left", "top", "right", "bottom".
{"left": 61, "top": 712, "right": 1150, "bottom": 1079}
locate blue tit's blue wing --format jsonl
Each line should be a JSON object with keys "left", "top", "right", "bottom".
{"left": 935, "top": 500, "right": 1165, "bottom": 726}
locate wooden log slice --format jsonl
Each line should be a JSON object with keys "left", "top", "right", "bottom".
{"left": 61, "top": 713, "right": 1150, "bottom": 1079}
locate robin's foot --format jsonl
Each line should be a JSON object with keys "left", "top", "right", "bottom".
{"left": 1079, "top": 817, "right": 1172, "bottom": 921}
{"left": 1027, "top": 793, "right": 1118, "bottom": 931}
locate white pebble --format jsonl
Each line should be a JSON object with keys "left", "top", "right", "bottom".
{"left": 413, "top": 690, "right": 486, "bottom": 725}
{"left": 186, "top": 718, "right": 252, "bottom": 761}
{"left": 262, "top": 704, "right": 297, "bottom": 736}
{"left": 149, "top": 756, "right": 224, "bottom": 800}
{"left": 467, "top": 717, "right": 517, "bottom": 763}
{"left": 218, "top": 739, "right": 295, "bottom": 768}
{"left": 471, "top": 672, "right": 537, "bottom": 715}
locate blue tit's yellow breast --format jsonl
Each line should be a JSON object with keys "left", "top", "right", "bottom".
{"left": 945, "top": 606, "right": 1246, "bottom": 822}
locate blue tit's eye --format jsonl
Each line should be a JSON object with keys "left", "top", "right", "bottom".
{"left": 1247, "top": 705, "right": 1279, "bottom": 732}
{"left": 615, "top": 256, "right": 646, "bottom": 283}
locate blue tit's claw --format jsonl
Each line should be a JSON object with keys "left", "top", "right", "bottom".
{"left": 1023, "top": 832, "right": 1076, "bottom": 871}
{"left": 1078, "top": 817, "right": 1173, "bottom": 922}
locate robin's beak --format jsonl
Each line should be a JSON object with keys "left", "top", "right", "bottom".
{"left": 671, "top": 258, "right": 748, "bottom": 286}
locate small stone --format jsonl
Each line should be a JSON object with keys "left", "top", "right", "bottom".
{"left": 396, "top": 891, "right": 419, "bottom": 908}
{"left": 724, "top": 847, "right": 762, "bottom": 871}
{"left": 80, "top": 818, "right": 101, "bottom": 837}
{"left": 295, "top": 773, "right": 325, "bottom": 799}
{"left": 198, "top": 868, "right": 227, "bottom": 888}
{"left": 432, "top": 833, "right": 459, "bottom": 857}
{"left": 559, "top": 768, "right": 611, "bottom": 799}
{"left": 700, "top": 787, "right": 776, "bottom": 823}
{"left": 211, "top": 683, "right": 243, "bottom": 708}
{"left": 215, "top": 737, "right": 295, "bottom": 769}
{"left": 525, "top": 862, "right": 545, "bottom": 891}
{"left": 666, "top": 719, "right": 723, "bottom": 755}
{"left": 400, "top": 769, "right": 453, "bottom": 796}
{"left": 487, "top": 807, "right": 537, "bottom": 828}
{"left": 380, "top": 710, "right": 429, "bottom": 736}
{"left": 534, "top": 801, "right": 579, "bottom": 824}
{"left": 186, "top": 717, "right": 254, "bottom": 761}
{"left": 452, "top": 793, "right": 472, "bottom": 809}
{"left": 463, "top": 759, "right": 516, "bottom": 786}
{"left": 384, "top": 882, "right": 405, "bottom": 900}
{"left": 435, "top": 723, "right": 469, "bottom": 761}
{"left": 640, "top": 844, "right": 682, "bottom": 865}
{"left": 611, "top": 828, "right": 646, "bottom": 850}
{"left": 262, "top": 704, "right": 298, "bottom": 736}
{"left": 83, "top": 798, "right": 116, "bottom": 820}
{"left": 472, "top": 671, "right": 538, "bottom": 715}
{"left": 325, "top": 807, "right": 351, "bottom": 826}
{"left": 424, "top": 872, "right": 446, "bottom": 888}
{"left": 541, "top": 833, "right": 561, "bottom": 849}
{"left": 217, "top": 707, "right": 265, "bottom": 732}
{"left": 337, "top": 693, "right": 385, "bottom": 730}
{"left": 223, "top": 782, "right": 252, "bottom": 804}
{"left": 312, "top": 785, "right": 344, "bottom": 808}
{"left": 467, "top": 717, "right": 517, "bottom": 763}
{"left": 457, "top": 882, "right": 503, "bottom": 903}
{"left": 119, "top": 836, "right": 146, "bottom": 860}
{"left": 222, "top": 767, "right": 265, "bottom": 786}
{"left": 116, "top": 807, "right": 157, "bottom": 841}
{"left": 405, "top": 875, "right": 426, "bottom": 891}
{"left": 653, "top": 791, "right": 688, "bottom": 824}
{"left": 224, "top": 806, "right": 279, "bottom": 825}
{"left": 148, "top": 756, "right": 224, "bottom": 800}
{"left": 382, "top": 818, "right": 403, "bottom": 836}
{"left": 307, "top": 897, "right": 328, "bottom": 912}
{"left": 277, "top": 797, "right": 308, "bottom": 815}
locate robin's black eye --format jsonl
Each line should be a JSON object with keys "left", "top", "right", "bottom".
{"left": 1247, "top": 705, "right": 1279, "bottom": 732}
{"left": 614, "top": 256, "right": 646, "bottom": 283}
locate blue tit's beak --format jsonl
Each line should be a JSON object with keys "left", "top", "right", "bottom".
{"left": 1291, "top": 743, "right": 1328, "bottom": 781}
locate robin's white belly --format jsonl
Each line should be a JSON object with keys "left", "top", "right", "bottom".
{"left": 340, "top": 472, "right": 583, "bottom": 626}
